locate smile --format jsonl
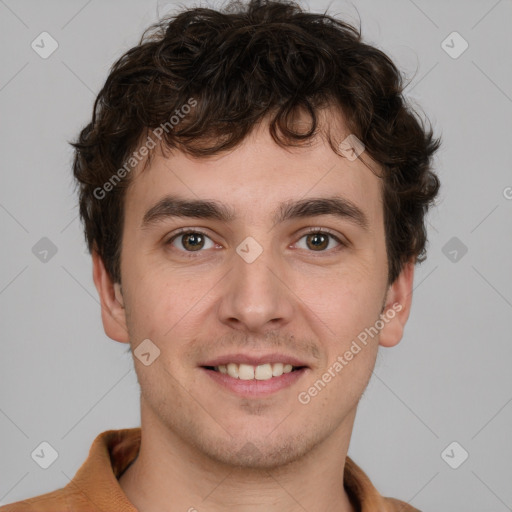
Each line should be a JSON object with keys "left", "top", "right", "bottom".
{"left": 201, "top": 366, "right": 308, "bottom": 398}
{"left": 205, "top": 362, "right": 304, "bottom": 381}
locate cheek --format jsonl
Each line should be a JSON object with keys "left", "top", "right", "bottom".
{"left": 121, "top": 267, "right": 172, "bottom": 345}
{"left": 297, "top": 262, "right": 384, "bottom": 337}
{"left": 123, "top": 264, "right": 216, "bottom": 357}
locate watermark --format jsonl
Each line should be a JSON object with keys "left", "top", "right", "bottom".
{"left": 236, "top": 236, "right": 264, "bottom": 263}
{"left": 442, "top": 236, "right": 468, "bottom": 263}
{"left": 93, "top": 97, "right": 197, "bottom": 200}
{"left": 31, "top": 441, "right": 59, "bottom": 469}
{"left": 31, "top": 31, "right": 59, "bottom": 59}
{"left": 441, "top": 31, "right": 469, "bottom": 60}
{"left": 134, "top": 338, "right": 161, "bottom": 366}
{"left": 297, "top": 302, "right": 403, "bottom": 405}
{"left": 503, "top": 186, "right": 512, "bottom": 200}
{"left": 441, "top": 441, "right": 469, "bottom": 469}
{"left": 339, "top": 134, "right": 365, "bottom": 161}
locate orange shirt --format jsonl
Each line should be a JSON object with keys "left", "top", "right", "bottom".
{"left": 0, "top": 428, "right": 421, "bottom": 511}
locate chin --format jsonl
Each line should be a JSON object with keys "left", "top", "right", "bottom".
{"left": 190, "top": 425, "right": 320, "bottom": 470}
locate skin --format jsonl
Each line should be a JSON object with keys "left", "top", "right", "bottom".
{"left": 92, "top": 109, "right": 415, "bottom": 512}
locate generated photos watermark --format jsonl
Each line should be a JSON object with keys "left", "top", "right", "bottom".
{"left": 93, "top": 97, "right": 197, "bottom": 200}
{"left": 298, "top": 301, "right": 403, "bottom": 405}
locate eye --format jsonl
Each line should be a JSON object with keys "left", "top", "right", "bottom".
{"left": 165, "top": 228, "right": 346, "bottom": 255}
{"left": 166, "top": 229, "right": 216, "bottom": 252}
{"left": 295, "top": 228, "right": 344, "bottom": 252}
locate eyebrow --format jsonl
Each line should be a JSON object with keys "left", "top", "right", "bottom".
{"left": 141, "top": 194, "right": 370, "bottom": 232}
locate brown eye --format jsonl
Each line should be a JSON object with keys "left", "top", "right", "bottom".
{"left": 167, "top": 230, "right": 215, "bottom": 252}
{"left": 296, "top": 230, "right": 343, "bottom": 252}
{"left": 306, "top": 232, "right": 329, "bottom": 251}
{"left": 181, "top": 232, "right": 205, "bottom": 251}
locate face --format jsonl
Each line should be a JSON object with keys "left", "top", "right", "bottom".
{"left": 94, "top": 110, "right": 414, "bottom": 470}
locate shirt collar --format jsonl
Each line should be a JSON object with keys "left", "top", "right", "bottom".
{"left": 69, "top": 427, "right": 392, "bottom": 512}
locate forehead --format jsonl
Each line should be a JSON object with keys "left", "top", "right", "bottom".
{"left": 124, "top": 111, "right": 384, "bottom": 230}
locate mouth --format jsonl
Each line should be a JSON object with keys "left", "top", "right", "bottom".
{"left": 199, "top": 355, "right": 309, "bottom": 397}
{"left": 202, "top": 362, "right": 307, "bottom": 381}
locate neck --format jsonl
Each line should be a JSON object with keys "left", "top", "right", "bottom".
{"left": 119, "top": 404, "right": 357, "bottom": 512}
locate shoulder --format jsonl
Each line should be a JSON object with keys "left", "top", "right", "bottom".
{"left": 383, "top": 496, "right": 423, "bottom": 512}
{"left": 0, "top": 487, "right": 86, "bottom": 512}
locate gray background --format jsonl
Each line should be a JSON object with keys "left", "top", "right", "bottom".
{"left": 1, "top": 0, "right": 511, "bottom": 510}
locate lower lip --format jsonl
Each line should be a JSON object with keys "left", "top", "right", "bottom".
{"left": 201, "top": 367, "right": 308, "bottom": 397}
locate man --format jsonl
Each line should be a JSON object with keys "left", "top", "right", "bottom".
{"left": 1, "top": 0, "right": 440, "bottom": 510}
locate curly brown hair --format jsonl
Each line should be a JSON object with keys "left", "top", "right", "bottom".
{"left": 70, "top": 0, "right": 441, "bottom": 287}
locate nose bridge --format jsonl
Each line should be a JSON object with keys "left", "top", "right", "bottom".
{"left": 217, "top": 234, "right": 293, "bottom": 331}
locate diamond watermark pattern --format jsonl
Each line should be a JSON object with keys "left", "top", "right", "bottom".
{"left": 441, "top": 31, "right": 468, "bottom": 59}
{"left": 442, "top": 236, "right": 468, "bottom": 263}
{"left": 441, "top": 441, "right": 469, "bottom": 469}
{"left": 134, "top": 338, "right": 161, "bottom": 366}
{"left": 236, "top": 441, "right": 263, "bottom": 464}
{"left": 32, "top": 237, "right": 58, "bottom": 263}
{"left": 31, "top": 441, "right": 59, "bottom": 469}
{"left": 31, "top": 32, "right": 59, "bottom": 59}
{"left": 236, "top": 236, "right": 263, "bottom": 263}
{"left": 339, "top": 134, "right": 365, "bottom": 161}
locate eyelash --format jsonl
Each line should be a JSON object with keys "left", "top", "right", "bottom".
{"left": 165, "top": 227, "right": 346, "bottom": 256}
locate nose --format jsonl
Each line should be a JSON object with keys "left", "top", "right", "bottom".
{"left": 216, "top": 242, "right": 295, "bottom": 333}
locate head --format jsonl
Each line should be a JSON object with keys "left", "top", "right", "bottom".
{"left": 72, "top": 0, "right": 440, "bottom": 469}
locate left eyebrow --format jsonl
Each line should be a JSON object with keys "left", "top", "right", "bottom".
{"left": 272, "top": 196, "right": 370, "bottom": 232}
{"left": 140, "top": 194, "right": 370, "bottom": 232}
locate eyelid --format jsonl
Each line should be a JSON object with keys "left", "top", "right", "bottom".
{"left": 296, "top": 227, "right": 347, "bottom": 249}
{"left": 167, "top": 227, "right": 211, "bottom": 239}
{"left": 300, "top": 226, "right": 341, "bottom": 237}
{"left": 165, "top": 227, "right": 216, "bottom": 246}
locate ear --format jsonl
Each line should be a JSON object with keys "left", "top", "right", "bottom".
{"left": 378, "top": 259, "right": 415, "bottom": 348}
{"left": 92, "top": 249, "right": 130, "bottom": 344}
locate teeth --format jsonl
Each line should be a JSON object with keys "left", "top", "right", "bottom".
{"left": 255, "top": 363, "right": 272, "bottom": 380}
{"left": 227, "top": 363, "right": 239, "bottom": 378}
{"left": 238, "top": 364, "right": 255, "bottom": 380}
{"left": 215, "top": 362, "right": 297, "bottom": 380}
{"left": 272, "top": 362, "right": 283, "bottom": 377}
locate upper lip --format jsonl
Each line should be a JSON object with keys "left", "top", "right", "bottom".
{"left": 200, "top": 353, "right": 310, "bottom": 368}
